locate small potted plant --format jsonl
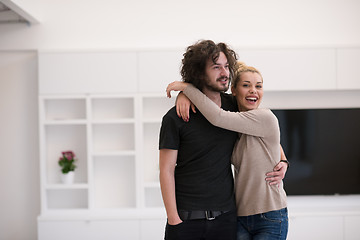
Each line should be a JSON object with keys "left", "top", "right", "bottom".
{"left": 58, "top": 151, "right": 77, "bottom": 184}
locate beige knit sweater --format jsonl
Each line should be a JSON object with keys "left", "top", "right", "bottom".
{"left": 183, "top": 85, "right": 287, "bottom": 216}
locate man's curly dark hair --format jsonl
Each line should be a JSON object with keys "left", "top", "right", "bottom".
{"left": 180, "top": 40, "right": 238, "bottom": 90}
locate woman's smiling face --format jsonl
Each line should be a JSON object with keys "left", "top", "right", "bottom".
{"left": 232, "top": 71, "right": 263, "bottom": 111}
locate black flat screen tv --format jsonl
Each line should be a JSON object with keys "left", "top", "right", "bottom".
{"left": 272, "top": 108, "right": 360, "bottom": 196}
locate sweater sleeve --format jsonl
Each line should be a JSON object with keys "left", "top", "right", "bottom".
{"left": 183, "top": 85, "right": 278, "bottom": 137}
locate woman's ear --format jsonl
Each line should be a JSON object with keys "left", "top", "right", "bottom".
{"left": 231, "top": 86, "right": 236, "bottom": 96}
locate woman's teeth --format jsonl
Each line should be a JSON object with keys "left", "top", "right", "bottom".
{"left": 246, "top": 97, "right": 257, "bottom": 102}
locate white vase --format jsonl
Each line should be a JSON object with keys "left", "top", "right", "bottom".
{"left": 61, "top": 171, "right": 75, "bottom": 184}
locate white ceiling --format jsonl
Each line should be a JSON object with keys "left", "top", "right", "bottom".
{"left": 0, "top": 1, "right": 39, "bottom": 24}
{"left": 0, "top": 2, "right": 27, "bottom": 24}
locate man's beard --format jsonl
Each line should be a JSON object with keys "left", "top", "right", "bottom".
{"left": 204, "top": 76, "right": 230, "bottom": 92}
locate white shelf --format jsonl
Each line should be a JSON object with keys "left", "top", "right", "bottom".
{"left": 142, "top": 118, "right": 162, "bottom": 124}
{"left": 39, "top": 94, "right": 162, "bottom": 213}
{"left": 38, "top": 208, "right": 167, "bottom": 221}
{"left": 44, "top": 120, "right": 87, "bottom": 125}
{"left": 92, "top": 150, "right": 136, "bottom": 157}
{"left": 288, "top": 195, "right": 360, "bottom": 216}
{"left": 45, "top": 184, "right": 89, "bottom": 189}
{"left": 91, "top": 119, "right": 135, "bottom": 124}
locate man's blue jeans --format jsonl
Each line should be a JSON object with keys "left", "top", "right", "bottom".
{"left": 236, "top": 208, "right": 288, "bottom": 240}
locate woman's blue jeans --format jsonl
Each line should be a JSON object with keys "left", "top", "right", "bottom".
{"left": 236, "top": 208, "right": 288, "bottom": 240}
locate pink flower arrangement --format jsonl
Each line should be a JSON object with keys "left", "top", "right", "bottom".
{"left": 58, "top": 151, "right": 77, "bottom": 174}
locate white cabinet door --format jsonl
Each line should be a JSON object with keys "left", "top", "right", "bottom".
{"left": 337, "top": 48, "right": 360, "bottom": 90}
{"left": 140, "top": 219, "right": 166, "bottom": 240}
{"left": 344, "top": 215, "right": 360, "bottom": 240}
{"left": 288, "top": 215, "right": 343, "bottom": 240}
{"left": 236, "top": 48, "right": 337, "bottom": 91}
{"left": 39, "top": 52, "right": 138, "bottom": 94}
{"left": 38, "top": 220, "right": 140, "bottom": 240}
{"left": 138, "top": 51, "right": 183, "bottom": 93}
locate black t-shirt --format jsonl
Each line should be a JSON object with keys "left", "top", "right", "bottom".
{"left": 159, "top": 92, "right": 238, "bottom": 211}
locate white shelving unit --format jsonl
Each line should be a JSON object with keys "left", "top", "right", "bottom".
{"left": 39, "top": 93, "right": 176, "bottom": 216}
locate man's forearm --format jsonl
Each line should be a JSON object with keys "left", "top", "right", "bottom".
{"left": 159, "top": 149, "right": 182, "bottom": 225}
{"left": 160, "top": 170, "right": 180, "bottom": 221}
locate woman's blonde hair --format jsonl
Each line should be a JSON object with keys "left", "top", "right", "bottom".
{"left": 231, "top": 61, "right": 263, "bottom": 89}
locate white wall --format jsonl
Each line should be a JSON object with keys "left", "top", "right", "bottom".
{"left": 0, "top": 51, "right": 39, "bottom": 240}
{"left": 0, "top": 0, "right": 360, "bottom": 50}
{"left": 0, "top": 1, "right": 360, "bottom": 240}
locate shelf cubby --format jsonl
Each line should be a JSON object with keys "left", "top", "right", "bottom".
{"left": 93, "top": 155, "right": 136, "bottom": 209}
{"left": 45, "top": 125, "right": 87, "bottom": 184}
{"left": 91, "top": 97, "right": 134, "bottom": 121}
{"left": 144, "top": 187, "right": 163, "bottom": 208}
{"left": 44, "top": 98, "right": 86, "bottom": 121}
{"left": 142, "top": 96, "right": 175, "bottom": 121}
{"left": 143, "top": 122, "right": 161, "bottom": 184}
{"left": 92, "top": 123, "right": 135, "bottom": 152}
{"left": 46, "top": 189, "right": 88, "bottom": 210}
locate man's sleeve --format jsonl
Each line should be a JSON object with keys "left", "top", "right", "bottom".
{"left": 159, "top": 114, "right": 180, "bottom": 150}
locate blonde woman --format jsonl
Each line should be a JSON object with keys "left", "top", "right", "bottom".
{"left": 167, "top": 62, "right": 288, "bottom": 240}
